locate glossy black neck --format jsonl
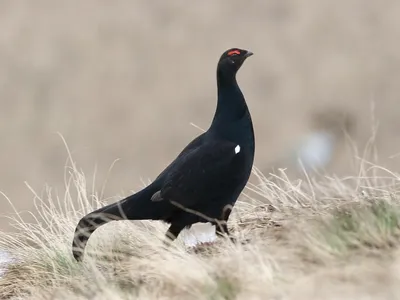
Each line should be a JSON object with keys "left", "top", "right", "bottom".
{"left": 211, "top": 66, "right": 248, "bottom": 127}
{"left": 216, "top": 66, "right": 237, "bottom": 88}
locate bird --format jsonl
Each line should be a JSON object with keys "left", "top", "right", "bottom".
{"left": 72, "top": 48, "right": 255, "bottom": 261}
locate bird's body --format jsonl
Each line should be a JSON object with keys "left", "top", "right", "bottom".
{"left": 72, "top": 48, "right": 255, "bottom": 261}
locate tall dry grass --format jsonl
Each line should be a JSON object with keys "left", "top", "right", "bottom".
{"left": 1, "top": 142, "right": 400, "bottom": 299}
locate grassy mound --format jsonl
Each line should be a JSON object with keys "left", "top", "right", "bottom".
{"left": 1, "top": 157, "right": 400, "bottom": 299}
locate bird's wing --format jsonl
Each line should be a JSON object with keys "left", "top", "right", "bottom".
{"left": 154, "top": 133, "right": 206, "bottom": 182}
{"left": 157, "top": 139, "right": 246, "bottom": 209}
{"left": 176, "top": 133, "right": 206, "bottom": 159}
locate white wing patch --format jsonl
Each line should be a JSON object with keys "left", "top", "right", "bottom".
{"left": 234, "top": 145, "right": 241, "bottom": 154}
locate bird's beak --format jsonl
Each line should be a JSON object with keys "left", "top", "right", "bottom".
{"left": 244, "top": 51, "right": 254, "bottom": 58}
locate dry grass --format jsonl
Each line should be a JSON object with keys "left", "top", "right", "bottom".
{"left": 4, "top": 1, "right": 400, "bottom": 233}
{"left": 2, "top": 152, "right": 400, "bottom": 299}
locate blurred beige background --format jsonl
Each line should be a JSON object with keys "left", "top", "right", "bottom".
{"left": 1, "top": 0, "right": 400, "bottom": 231}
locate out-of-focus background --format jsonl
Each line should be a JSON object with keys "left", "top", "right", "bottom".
{"left": 1, "top": 0, "right": 400, "bottom": 231}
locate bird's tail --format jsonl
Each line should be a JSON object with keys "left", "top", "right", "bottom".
{"left": 72, "top": 184, "right": 167, "bottom": 261}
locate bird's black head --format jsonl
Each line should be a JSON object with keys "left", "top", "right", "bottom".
{"left": 218, "top": 48, "right": 253, "bottom": 74}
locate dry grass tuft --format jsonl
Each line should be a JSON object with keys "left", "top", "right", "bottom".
{"left": 2, "top": 154, "right": 400, "bottom": 299}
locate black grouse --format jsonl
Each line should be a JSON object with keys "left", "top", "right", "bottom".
{"left": 72, "top": 48, "right": 255, "bottom": 261}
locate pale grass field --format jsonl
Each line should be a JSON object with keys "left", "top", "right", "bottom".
{"left": 1, "top": 146, "right": 400, "bottom": 299}
{"left": 4, "top": 1, "right": 400, "bottom": 233}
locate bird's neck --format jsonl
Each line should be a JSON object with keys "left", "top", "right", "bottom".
{"left": 211, "top": 68, "right": 248, "bottom": 126}
{"left": 209, "top": 66, "right": 255, "bottom": 155}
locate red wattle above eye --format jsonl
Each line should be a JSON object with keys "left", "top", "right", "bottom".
{"left": 228, "top": 50, "right": 241, "bottom": 56}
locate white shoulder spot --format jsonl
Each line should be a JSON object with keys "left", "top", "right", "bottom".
{"left": 234, "top": 145, "right": 241, "bottom": 154}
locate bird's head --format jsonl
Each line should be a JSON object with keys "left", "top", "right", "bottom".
{"left": 218, "top": 48, "right": 253, "bottom": 74}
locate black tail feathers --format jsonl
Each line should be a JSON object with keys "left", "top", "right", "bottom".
{"left": 72, "top": 185, "right": 165, "bottom": 261}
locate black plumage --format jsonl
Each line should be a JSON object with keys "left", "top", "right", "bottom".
{"left": 72, "top": 48, "right": 255, "bottom": 261}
